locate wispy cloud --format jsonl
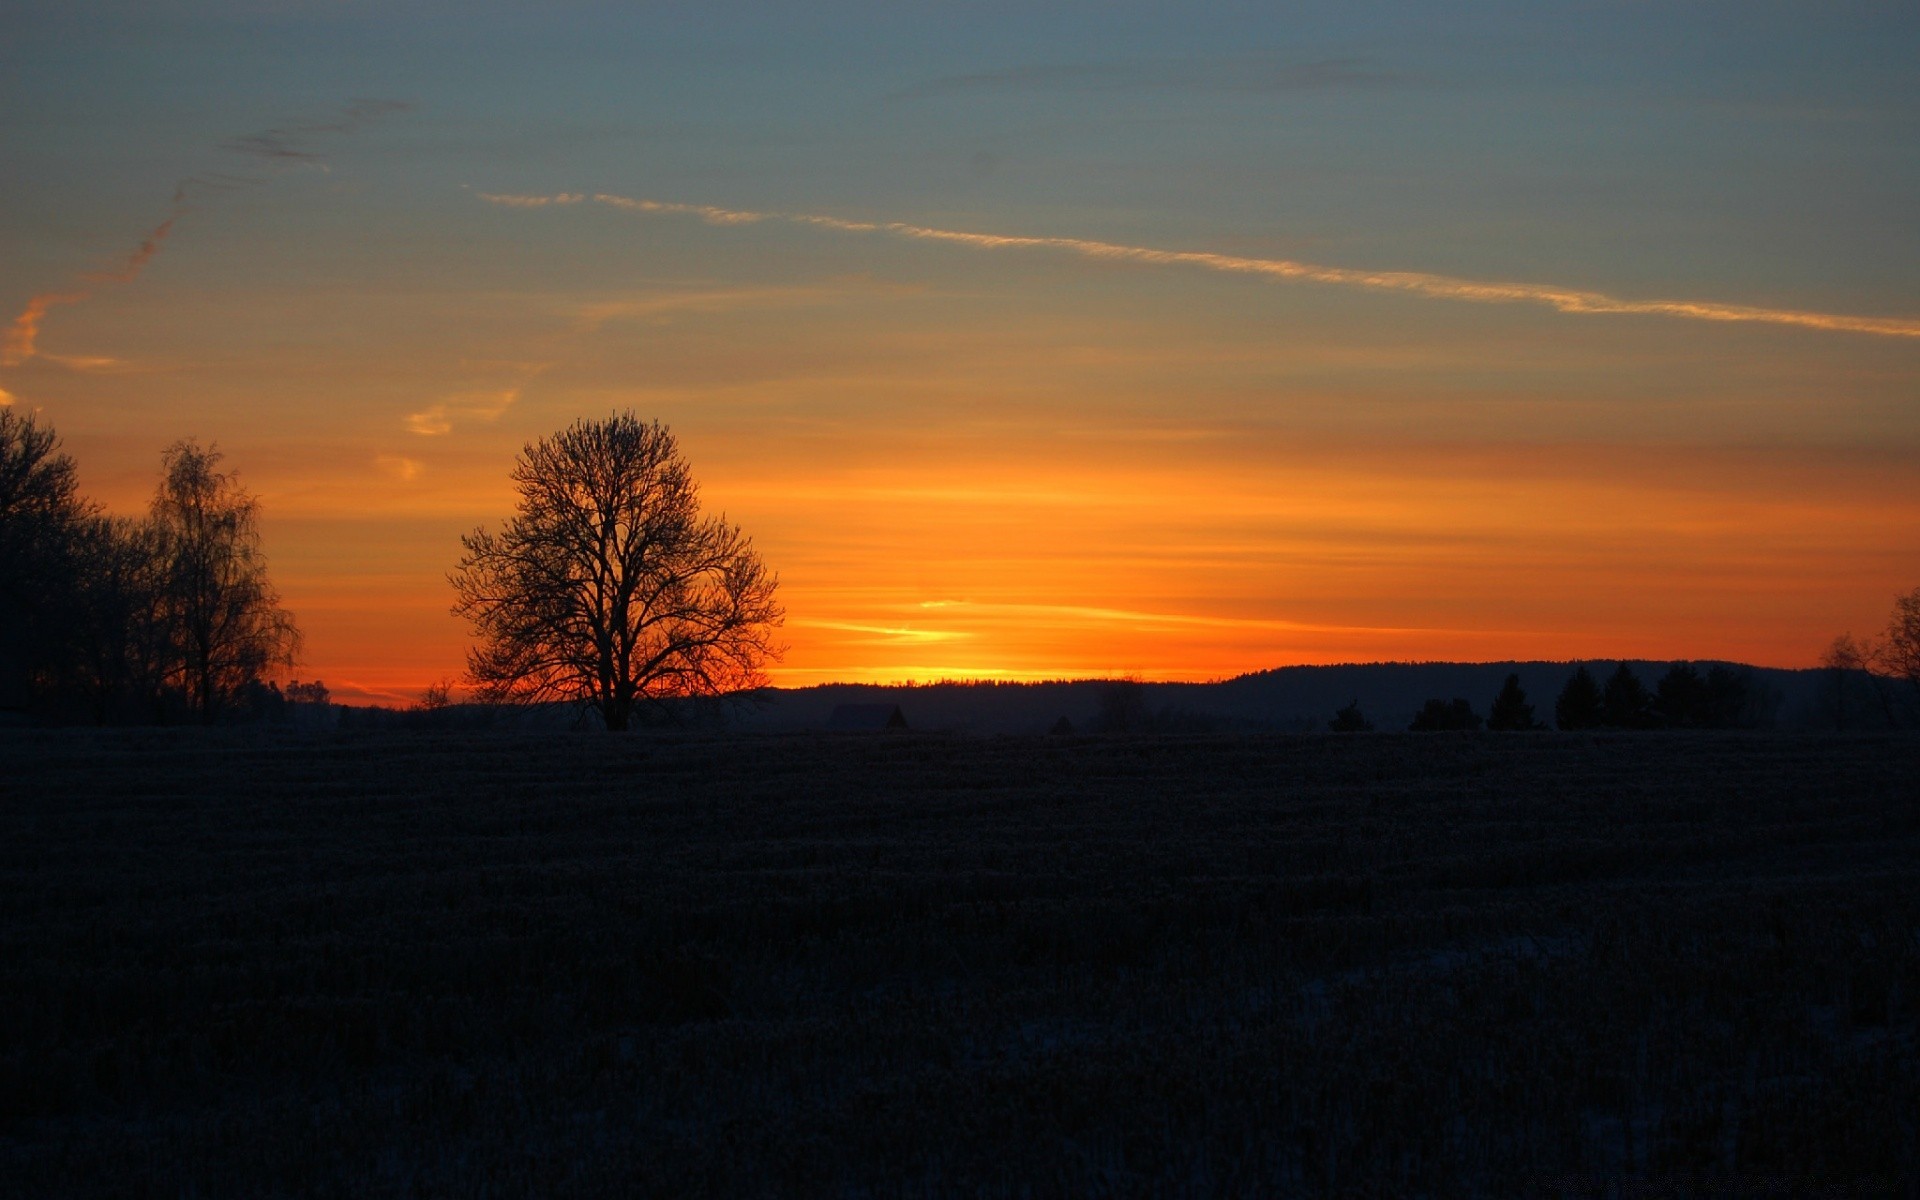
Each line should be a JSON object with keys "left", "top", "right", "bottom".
{"left": 35, "top": 352, "right": 154, "bottom": 374}
{"left": 475, "top": 191, "right": 584, "bottom": 208}
{"left": 480, "top": 191, "right": 1920, "bottom": 341}
{"left": 331, "top": 678, "right": 422, "bottom": 707}
{"left": 373, "top": 454, "right": 424, "bottom": 481}
{"left": 395, "top": 281, "right": 885, "bottom": 433}
{"left": 572, "top": 283, "right": 903, "bottom": 333}
{"left": 222, "top": 98, "right": 414, "bottom": 164}
{"left": 1, "top": 293, "right": 86, "bottom": 367}
{"left": 406, "top": 409, "right": 454, "bottom": 436}
{"left": 1, "top": 99, "right": 411, "bottom": 368}
{"left": 793, "top": 619, "right": 970, "bottom": 644}
{"left": 917, "top": 599, "right": 1437, "bottom": 636}
{"left": 583, "top": 194, "right": 767, "bottom": 225}
{"left": 0, "top": 387, "right": 14, "bottom": 407}
{"left": 891, "top": 56, "right": 1412, "bottom": 102}
{"left": 407, "top": 387, "right": 523, "bottom": 436}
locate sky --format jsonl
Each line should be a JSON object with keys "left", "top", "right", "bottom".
{"left": 3, "top": 1, "right": 1917, "bottom": 703}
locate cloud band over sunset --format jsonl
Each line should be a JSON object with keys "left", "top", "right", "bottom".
{"left": 479, "top": 191, "right": 1920, "bottom": 341}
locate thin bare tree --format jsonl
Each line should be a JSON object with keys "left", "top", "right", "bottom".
{"left": 1876, "top": 587, "right": 1920, "bottom": 705}
{"left": 69, "top": 515, "right": 173, "bottom": 722}
{"left": 450, "top": 413, "right": 783, "bottom": 730}
{"left": 150, "top": 441, "right": 300, "bottom": 721}
{"left": 0, "top": 411, "right": 91, "bottom": 710}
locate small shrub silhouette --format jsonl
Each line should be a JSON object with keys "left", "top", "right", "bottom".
{"left": 1093, "top": 679, "right": 1149, "bottom": 733}
{"left": 1409, "top": 697, "right": 1482, "bottom": 731}
{"left": 1329, "top": 700, "right": 1373, "bottom": 732}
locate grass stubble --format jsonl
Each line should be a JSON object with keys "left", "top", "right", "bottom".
{"left": 1, "top": 729, "right": 1916, "bottom": 1196}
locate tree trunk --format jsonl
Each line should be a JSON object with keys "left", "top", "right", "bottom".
{"left": 199, "top": 658, "right": 217, "bottom": 724}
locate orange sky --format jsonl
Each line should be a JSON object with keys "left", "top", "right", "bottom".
{"left": 5, "top": 11, "right": 1918, "bottom": 704}
{"left": 12, "top": 220, "right": 1917, "bottom": 703}
{"left": 275, "top": 436, "right": 1916, "bottom": 700}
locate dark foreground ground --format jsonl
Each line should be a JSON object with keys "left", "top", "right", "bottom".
{"left": 2, "top": 730, "right": 1917, "bottom": 1197}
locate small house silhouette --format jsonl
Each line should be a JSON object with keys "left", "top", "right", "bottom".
{"left": 826, "top": 703, "right": 909, "bottom": 732}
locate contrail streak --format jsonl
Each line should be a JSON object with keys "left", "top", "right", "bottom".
{"left": 83, "top": 215, "right": 179, "bottom": 284}
{"left": 3, "top": 100, "right": 410, "bottom": 369}
{"left": 479, "top": 190, "right": 1920, "bottom": 341}
{"left": 3, "top": 217, "right": 180, "bottom": 366}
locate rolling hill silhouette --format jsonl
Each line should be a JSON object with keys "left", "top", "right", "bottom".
{"left": 739, "top": 661, "right": 1838, "bottom": 734}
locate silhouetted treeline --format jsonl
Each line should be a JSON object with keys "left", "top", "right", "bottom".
{"left": 1550, "top": 662, "right": 1774, "bottom": 730}
{"left": 1396, "top": 665, "right": 1764, "bottom": 734}
{"left": 743, "top": 663, "right": 1867, "bottom": 735}
{"left": 1092, "top": 679, "right": 1222, "bottom": 733}
{"left": 0, "top": 412, "right": 298, "bottom": 724}
{"left": 335, "top": 703, "right": 502, "bottom": 732}
{"left": 329, "top": 691, "right": 745, "bottom": 732}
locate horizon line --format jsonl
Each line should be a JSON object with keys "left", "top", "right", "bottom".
{"left": 322, "top": 654, "right": 1829, "bottom": 707}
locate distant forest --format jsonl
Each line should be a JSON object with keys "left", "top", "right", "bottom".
{"left": 4, "top": 410, "right": 1917, "bottom": 732}
{"left": 736, "top": 655, "right": 1916, "bottom": 738}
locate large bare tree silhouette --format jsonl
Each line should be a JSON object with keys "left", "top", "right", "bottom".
{"left": 451, "top": 413, "right": 783, "bottom": 730}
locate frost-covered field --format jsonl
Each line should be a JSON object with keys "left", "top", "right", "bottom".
{"left": 3, "top": 729, "right": 1916, "bottom": 1196}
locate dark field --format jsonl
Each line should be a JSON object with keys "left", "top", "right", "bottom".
{"left": 3, "top": 730, "right": 1917, "bottom": 1197}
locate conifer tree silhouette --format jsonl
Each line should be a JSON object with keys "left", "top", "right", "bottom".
{"left": 1601, "top": 664, "right": 1654, "bottom": 729}
{"left": 1555, "top": 666, "right": 1604, "bottom": 730}
{"left": 1487, "top": 674, "right": 1542, "bottom": 730}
